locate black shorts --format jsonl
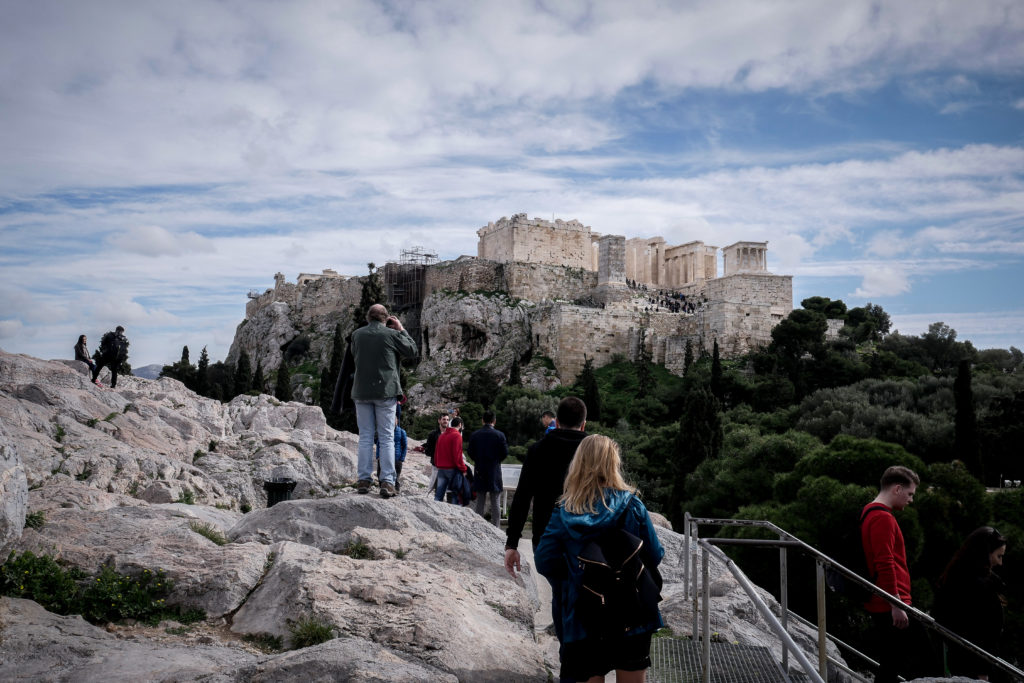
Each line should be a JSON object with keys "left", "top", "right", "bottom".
{"left": 561, "top": 632, "right": 653, "bottom": 681}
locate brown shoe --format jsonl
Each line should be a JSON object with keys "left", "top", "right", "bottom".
{"left": 356, "top": 479, "right": 372, "bottom": 494}
{"left": 380, "top": 481, "right": 396, "bottom": 499}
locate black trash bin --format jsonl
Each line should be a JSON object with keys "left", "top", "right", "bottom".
{"left": 263, "top": 478, "right": 297, "bottom": 507}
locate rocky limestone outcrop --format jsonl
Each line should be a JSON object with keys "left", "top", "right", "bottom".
{"left": 0, "top": 418, "right": 28, "bottom": 554}
{"left": 0, "top": 350, "right": 887, "bottom": 681}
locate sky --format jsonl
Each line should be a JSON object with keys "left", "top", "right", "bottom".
{"left": 1, "top": 0, "right": 1023, "bottom": 368}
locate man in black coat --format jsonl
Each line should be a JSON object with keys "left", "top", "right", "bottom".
{"left": 503, "top": 396, "right": 587, "bottom": 683}
{"left": 468, "top": 411, "right": 508, "bottom": 527}
{"left": 92, "top": 326, "right": 129, "bottom": 388}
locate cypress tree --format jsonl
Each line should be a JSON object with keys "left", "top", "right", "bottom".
{"left": 275, "top": 363, "right": 293, "bottom": 402}
{"left": 669, "top": 385, "right": 722, "bottom": 527}
{"left": 195, "top": 346, "right": 210, "bottom": 397}
{"left": 710, "top": 338, "right": 723, "bottom": 402}
{"left": 253, "top": 359, "right": 265, "bottom": 395}
{"left": 233, "top": 350, "right": 252, "bottom": 396}
{"left": 578, "top": 355, "right": 601, "bottom": 423}
{"left": 508, "top": 357, "right": 522, "bottom": 387}
{"left": 321, "top": 323, "right": 345, "bottom": 416}
{"left": 954, "top": 359, "right": 982, "bottom": 479}
{"left": 353, "top": 263, "right": 385, "bottom": 327}
{"left": 684, "top": 339, "right": 694, "bottom": 375}
{"left": 636, "top": 328, "right": 653, "bottom": 398}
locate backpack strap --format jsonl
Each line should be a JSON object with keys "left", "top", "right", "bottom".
{"left": 859, "top": 503, "right": 892, "bottom": 525}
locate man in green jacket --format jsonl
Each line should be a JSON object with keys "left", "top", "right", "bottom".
{"left": 351, "top": 304, "right": 418, "bottom": 497}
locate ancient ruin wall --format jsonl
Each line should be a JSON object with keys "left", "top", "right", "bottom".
{"left": 425, "top": 258, "right": 596, "bottom": 302}
{"left": 705, "top": 273, "right": 792, "bottom": 318}
{"left": 477, "top": 214, "right": 595, "bottom": 270}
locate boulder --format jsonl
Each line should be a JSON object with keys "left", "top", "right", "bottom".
{"left": 0, "top": 418, "right": 28, "bottom": 553}
{"left": 0, "top": 597, "right": 256, "bottom": 682}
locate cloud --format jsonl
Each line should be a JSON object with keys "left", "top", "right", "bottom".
{"left": 110, "top": 225, "right": 215, "bottom": 257}
{"left": 853, "top": 265, "right": 912, "bottom": 298}
{"left": 0, "top": 319, "right": 24, "bottom": 339}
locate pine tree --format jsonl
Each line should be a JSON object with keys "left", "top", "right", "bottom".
{"left": 275, "top": 363, "right": 293, "bottom": 402}
{"left": 234, "top": 350, "right": 252, "bottom": 396}
{"left": 253, "top": 359, "right": 265, "bottom": 395}
{"left": 195, "top": 347, "right": 210, "bottom": 397}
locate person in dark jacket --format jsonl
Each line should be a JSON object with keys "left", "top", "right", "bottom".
{"left": 468, "top": 411, "right": 508, "bottom": 527}
{"left": 92, "top": 326, "right": 129, "bottom": 388}
{"left": 935, "top": 526, "right": 1008, "bottom": 680}
{"left": 504, "top": 396, "right": 588, "bottom": 683}
{"left": 74, "top": 335, "right": 96, "bottom": 373}
{"left": 535, "top": 434, "right": 664, "bottom": 683}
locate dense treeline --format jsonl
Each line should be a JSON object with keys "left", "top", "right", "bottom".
{"left": 404, "top": 296, "right": 1024, "bottom": 671}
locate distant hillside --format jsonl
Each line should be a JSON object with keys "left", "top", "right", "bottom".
{"left": 132, "top": 363, "right": 163, "bottom": 379}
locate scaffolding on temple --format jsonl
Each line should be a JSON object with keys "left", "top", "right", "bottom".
{"left": 383, "top": 246, "right": 438, "bottom": 348}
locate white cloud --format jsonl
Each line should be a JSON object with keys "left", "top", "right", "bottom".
{"left": 0, "top": 319, "right": 24, "bottom": 340}
{"left": 853, "top": 265, "right": 912, "bottom": 298}
{"left": 111, "top": 226, "right": 215, "bottom": 257}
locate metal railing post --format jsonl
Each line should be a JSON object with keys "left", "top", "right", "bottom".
{"left": 779, "top": 541, "right": 789, "bottom": 673}
{"left": 683, "top": 512, "right": 691, "bottom": 599}
{"left": 815, "top": 560, "right": 827, "bottom": 679}
{"left": 691, "top": 521, "right": 700, "bottom": 640}
{"left": 702, "top": 548, "right": 711, "bottom": 683}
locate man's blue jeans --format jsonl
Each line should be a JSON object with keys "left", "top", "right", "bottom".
{"left": 434, "top": 468, "right": 457, "bottom": 502}
{"left": 355, "top": 398, "right": 396, "bottom": 485}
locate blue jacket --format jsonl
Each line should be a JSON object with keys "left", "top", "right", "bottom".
{"left": 468, "top": 424, "right": 508, "bottom": 493}
{"left": 375, "top": 426, "right": 408, "bottom": 462}
{"left": 534, "top": 489, "right": 665, "bottom": 643}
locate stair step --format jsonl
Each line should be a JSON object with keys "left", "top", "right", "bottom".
{"left": 649, "top": 637, "right": 810, "bottom": 682}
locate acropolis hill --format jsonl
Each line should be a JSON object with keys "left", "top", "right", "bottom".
{"left": 232, "top": 214, "right": 792, "bottom": 393}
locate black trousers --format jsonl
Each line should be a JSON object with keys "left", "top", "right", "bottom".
{"left": 92, "top": 355, "right": 120, "bottom": 388}
{"left": 869, "top": 611, "right": 938, "bottom": 683}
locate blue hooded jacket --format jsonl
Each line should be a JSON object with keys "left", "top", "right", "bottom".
{"left": 534, "top": 488, "right": 665, "bottom": 643}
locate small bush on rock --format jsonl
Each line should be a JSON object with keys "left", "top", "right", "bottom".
{"left": 175, "top": 488, "right": 196, "bottom": 505}
{"left": 0, "top": 552, "right": 185, "bottom": 626}
{"left": 24, "top": 510, "right": 45, "bottom": 530}
{"left": 188, "top": 521, "right": 228, "bottom": 545}
{"left": 339, "top": 539, "right": 375, "bottom": 559}
{"left": 289, "top": 615, "right": 335, "bottom": 649}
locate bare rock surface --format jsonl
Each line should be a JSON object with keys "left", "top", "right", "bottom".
{"left": 0, "top": 597, "right": 257, "bottom": 682}
{"left": 0, "top": 418, "right": 28, "bottom": 554}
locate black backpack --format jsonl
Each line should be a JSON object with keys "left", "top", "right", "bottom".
{"left": 575, "top": 500, "right": 663, "bottom": 638}
{"left": 825, "top": 503, "right": 892, "bottom": 602}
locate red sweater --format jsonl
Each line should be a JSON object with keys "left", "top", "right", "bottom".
{"left": 434, "top": 428, "right": 466, "bottom": 472}
{"left": 861, "top": 502, "right": 912, "bottom": 613}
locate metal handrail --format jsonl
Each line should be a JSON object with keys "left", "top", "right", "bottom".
{"left": 683, "top": 514, "right": 1024, "bottom": 682}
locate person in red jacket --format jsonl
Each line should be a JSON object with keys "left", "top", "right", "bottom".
{"left": 861, "top": 465, "right": 935, "bottom": 682}
{"left": 433, "top": 416, "right": 467, "bottom": 503}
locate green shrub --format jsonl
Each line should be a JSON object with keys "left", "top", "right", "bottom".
{"left": 188, "top": 521, "right": 228, "bottom": 546}
{"left": 103, "top": 412, "right": 119, "bottom": 422}
{"left": 0, "top": 552, "right": 181, "bottom": 626}
{"left": 76, "top": 468, "right": 92, "bottom": 482}
{"left": 24, "top": 510, "right": 46, "bottom": 530}
{"left": 289, "top": 615, "right": 335, "bottom": 649}
{"left": 192, "top": 450, "right": 205, "bottom": 463}
{"left": 339, "top": 539, "right": 374, "bottom": 559}
{"left": 87, "top": 418, "right": 99, "bottom": 427}
{"left": 175, "top": 488, "right": 196, "bottom": 505}
{"left": 54, "top": 425, "right": 66, "bottom": 443}
{"left": 240, "top": 503, "right": 252, "bottom": 514}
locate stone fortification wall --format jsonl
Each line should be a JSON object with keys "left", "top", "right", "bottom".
{"left": 425, "top": 258, "right": 596, "bottom": 302}
{"left": 477, "top": 214, "right": 596, "bottom": 270}
{"left": 702, "top": 301, "right": 777, "bottom": 357}
{"left": 705, "top": 273, "right": 792, "bottom": 318}
{"left": 533, "top": 304, "right": 698, "bottom": 382}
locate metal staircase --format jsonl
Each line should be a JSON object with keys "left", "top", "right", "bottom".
{"left": 650, "top": 638, "right": 810, "bottom": 682}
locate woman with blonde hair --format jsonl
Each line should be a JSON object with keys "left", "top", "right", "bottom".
{"left": 534, "top": 434, "right": 665, "bottom": 683}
